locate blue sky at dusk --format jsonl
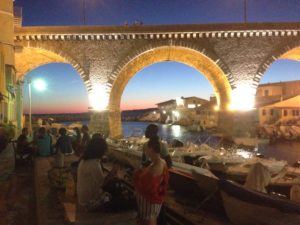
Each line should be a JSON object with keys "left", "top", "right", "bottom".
{"left": 15, "top": 0, "right": 300, "bottom": 113}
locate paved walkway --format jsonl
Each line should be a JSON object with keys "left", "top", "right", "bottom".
{"left": 1, "top": 154, "right": 232, "bottom": 225}
{"left": 0, "top": 166, "right": 36, "bottom": 225}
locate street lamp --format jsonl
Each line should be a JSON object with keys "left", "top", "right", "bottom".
{"left": 27, "top": 78, "right": 47, "bottom": 134}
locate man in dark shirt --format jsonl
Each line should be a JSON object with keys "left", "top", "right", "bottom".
{"left": 0, "top": 129, "right": 8, "bottom": 154}
{"left": 79, "top": 125, "right": 90, "bottom": 156}
{"left": 17, "top": 128, "right": 34, "bottom": 157}
{"left": 55, "top": 128, "right": 73, "bottom": 154}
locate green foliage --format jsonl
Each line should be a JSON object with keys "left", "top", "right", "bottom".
{"left": 0, "top": 122, "right": 16, "bottom": 140}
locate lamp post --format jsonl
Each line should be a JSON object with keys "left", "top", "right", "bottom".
{"left": 26, "top": 78, "right": 47, "bottom": 134}
{"left": 28, "top": 79, "right": 32, "bottom": 133}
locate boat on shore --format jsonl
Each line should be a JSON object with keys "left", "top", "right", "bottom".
{"left": 107, "top": 136, "right": 300, "bottom": 197}
{"left": 219, "top": 179, "right": 300, "bottom": 225}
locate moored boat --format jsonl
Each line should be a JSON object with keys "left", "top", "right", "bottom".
{"left": 219, "top": 179, "right": 300, "bottom": 225}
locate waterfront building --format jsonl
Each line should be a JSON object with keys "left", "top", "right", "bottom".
{"left": 258, "top": 95, "right": 300, "bottom": 125}
{"left": 156, "top": 96, "right": 211, "bottom": 126}
{"left": 0, "top": 0, "right": 17, "bottom": 125}
{"left": 256, "top": 80, "right": 300, "bottom": 125}
{"left": 195, "top": 96, "right": 219, "bottom": 129}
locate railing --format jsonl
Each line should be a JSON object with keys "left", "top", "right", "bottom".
{"left": 13, "top": 7, "right": 22, "bottom": 27}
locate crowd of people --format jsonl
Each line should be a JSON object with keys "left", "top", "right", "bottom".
{"left": 13, "top": 123, "right": 172, "bottom": 225}
{"left": 74, "top": 124, "right": 171, "bottom": 225}
{"left": 15, "top": 125, "right": 91, "bottom": 159}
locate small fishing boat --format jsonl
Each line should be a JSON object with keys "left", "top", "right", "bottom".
{"left": 219, "top": 179, "right": 300, "bottom": 225}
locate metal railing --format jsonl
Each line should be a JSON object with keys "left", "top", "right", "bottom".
{"left": 13, "top": 7, "right": 22, "bottom": 26}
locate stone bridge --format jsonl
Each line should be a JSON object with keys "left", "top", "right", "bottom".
{"left": 14, "top": 23, "right": 300, "bottom": 137}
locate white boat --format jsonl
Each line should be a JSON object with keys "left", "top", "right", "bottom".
{"left": 234, "top": 137, "right": 269, "bottom": 146}
{"left": 219, "top": 179, "right": 300, "bottom": 225}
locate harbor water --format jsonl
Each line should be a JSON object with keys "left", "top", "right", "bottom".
{"left": 67, "top": 121, "right": 300, "bottom": 165}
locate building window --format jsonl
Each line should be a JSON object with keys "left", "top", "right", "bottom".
{"left": 187, "top": 104, "right": 196, "bottom": 109}
{"left": 270, "top": 109, "right": 274, "bottom": 116}
{"left": 284, "top": 110, "right": 288, "bottom": 117}
{"left": 264, "top": 89, "right": 269, "bottom": 96}
{"left": 262, "top": 109, "right": 266, "bottom": 116}
{"left": 293, "top": 110, "right": 300, "bottom": 116}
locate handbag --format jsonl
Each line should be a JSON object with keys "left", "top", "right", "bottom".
{"left": 102, "top": 177, "right": 136, "bottom": 212}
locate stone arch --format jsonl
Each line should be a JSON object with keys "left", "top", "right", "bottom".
{"left": 15, "top": 45, "right": 91, "bottom": 91}
{"left": 253, "top": 41, "right": 300, "bottom": 89}
{"left": 108, "top": 45, "right": 233, "bottom": 138}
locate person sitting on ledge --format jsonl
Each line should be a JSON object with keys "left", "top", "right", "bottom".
{"left": 16, "top": 127, "right": 35, "bottom": 158}
{"left": 36, "top": 127, "right": 52, "bottom": 157}
{"left": 76, "top": 135, "right": 110, "bottom": 211}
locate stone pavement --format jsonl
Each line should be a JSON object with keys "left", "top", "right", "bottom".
{"left": 0, "top": 166, "right": 36, "bottom": 225}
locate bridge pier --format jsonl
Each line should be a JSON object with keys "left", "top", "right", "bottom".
{"left": 218, "top": 110, "right": 258, "bottom": 139}
{"left": 89, "top": 110, "right": 110, "bottom": 137}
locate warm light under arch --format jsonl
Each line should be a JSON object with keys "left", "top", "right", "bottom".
{"left": 108, "top": 46, "right": 232, "bottom": 138}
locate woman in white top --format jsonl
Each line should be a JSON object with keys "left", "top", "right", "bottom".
{"left": 77, "top": 135, "right": 107, "bottom": 209}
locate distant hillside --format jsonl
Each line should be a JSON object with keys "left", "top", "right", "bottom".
{"left": 28, "top": 108, "right": 159, "bottom": 123}
{"left": 29, "top": 112, "right": 90, "bottom": 122}
{"left": 121, "top": 108, "right": 158, "bottom": 121}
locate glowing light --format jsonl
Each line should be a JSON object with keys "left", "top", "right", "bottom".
{"left": 187, "top": 104, "right": 196, "bottom": 109}
{"left": 229, "top": 85, "right": 255, "bottom": 111}
{"left": 88, "top": 84, "right": 108, "bottom": 111}
{"left": 163, "top": 110, "right": 166, "bottom": 114}
{"left": 33, "top": 79, "right": 47, "bottom": 91}
{"left": 153, "top": 111, "right": 156, "bottom": 114}
{"left": 172, "top": 110, "right": 180, "bottom": 117}
{"left": 176, "top": 97, "right": 184, "bottom": 106}
{"left": 214, "top": 105, "right": 219, "bottom": 111}
{"left": 236, "top": 149, "right": 253, "bottom": 159}
{"left": 171, "top": 125, "right": 181, "bottom": 138}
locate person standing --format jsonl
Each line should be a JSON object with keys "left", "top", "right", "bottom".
{"left": 134, "top": 137, "right": 169, "bottom": 225}
{"left": 55, "top": 128, "right": 73, "bottom": 154}
{"left": 142, "top": 124, "right": 172, "bottom": 168}
{"left": 77, "top": 125, "right": 90, "bottom": 156}
{"left": 141, "top": 124, "right": 172, "bottom": 225}
{"left": 72, "top": 127, "right": 81, "bottom": 154}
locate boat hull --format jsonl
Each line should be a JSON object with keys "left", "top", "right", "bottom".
{"left": 219, "top": 180, "right": 300, "bottom": 225}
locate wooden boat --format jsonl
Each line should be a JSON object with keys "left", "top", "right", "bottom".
{"left": 219, "top": 179, "right": 300, "bottom": 225}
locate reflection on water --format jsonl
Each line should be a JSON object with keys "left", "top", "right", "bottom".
{"left": 122, "top": 121, "right": 300, "bottom": 165}
{"left": 259, "top": 142, "right": 300, "bottom": 165}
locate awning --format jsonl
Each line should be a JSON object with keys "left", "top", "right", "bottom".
{"left": 264, "top": 95, "right": 300, "bottom": 109}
